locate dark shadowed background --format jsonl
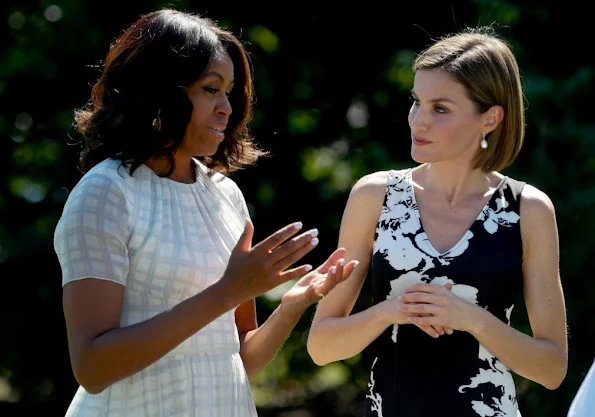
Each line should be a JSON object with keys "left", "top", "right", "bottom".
{"left": 0, "top": 0, "right": 593, "bottom": 416}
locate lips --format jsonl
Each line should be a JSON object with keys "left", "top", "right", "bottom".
{"left": 209, "top": 125, "right": 226, "bottom": 134}
{"left": 413, "top": 136, "right": 432, "bottom": 146}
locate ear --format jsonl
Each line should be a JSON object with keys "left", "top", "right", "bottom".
{"left": 482, "top": 105, "right": 504, "bottom": 134}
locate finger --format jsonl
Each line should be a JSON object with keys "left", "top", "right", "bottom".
{"left": 331, "top": 258, "right": 346, "bottom": 282}
{"left": 313, "top": 259, "right": 359, "bottom": 295}
{"left": 405, "top": 283, "right": 442, "bottom": 294}
{"left": 274, "top": 236, "right": 319, "bottom": 273}
{"left": 277, "top": 263, "right": 314, "bottom": 283}
{"left": 309, "top": 284, "right": 326, "bottom": 302}
{"left": 398, "top": 303, "right": 440, "bottom": 315}
{"left": 252, "top": 221, "right": 303, "bottom": 254}
{"left": 271, "top": 231, "right": 319, "bottom": 270}
{"left": 399, "top": 293, "right": 446, "bottom": 305}
{"left": 312, "top": 265, "right": 339, "bottom": 295}
{"left": 269, "top": 228, "right": 318, "bottom": 265}
{"left": 445, "top": 327, "right": 454, "bottom": 335}
{"left": 234, "top": 219, "right": 254, "bottom": 252}
{"left": 444, "top": 283, "right": 453, "bottom": 291}
{"left": 406, "top": 315, "right": 443, "bottom": 326}
{"left": 338, "top": 260, "right": 359, "bottom": 282}
{"left": 316, "top": 248, "right": 347, "bottom": 274}
{"left": 431, "top": 325, "right": 445, "bottom": 336}
{"left": 416, "top": 324, "right": 440, "bottom": 338}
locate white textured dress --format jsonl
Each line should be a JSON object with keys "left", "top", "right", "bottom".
{"left": 54, "top": 157, "right": 257, "bottom": 417}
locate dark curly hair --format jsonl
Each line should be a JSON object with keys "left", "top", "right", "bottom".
{"left": 74, "top": 8, "right": 266, "bottom": 177}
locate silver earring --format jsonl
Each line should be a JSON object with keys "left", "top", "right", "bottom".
{"left": 152, "top": 109, "right": 162, "bottom": 131}
{"left": 480, "top": 132, "right": 488, "bottom": 149}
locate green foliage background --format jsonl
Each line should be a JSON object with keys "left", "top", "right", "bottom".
{"left": 0, "top": 1, "right": 592, "bottom": 416}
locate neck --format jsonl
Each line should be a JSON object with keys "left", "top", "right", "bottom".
{"left": 145, "top": 155, "right": 196, "bottom": 184}
{"left": 418, "top": 162, "right": 496, "bottom": 204}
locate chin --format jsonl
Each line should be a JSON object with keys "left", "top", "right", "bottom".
{"left": 193, "top": 145, "right": 220, "bottom": 158}
{"left": 411, "top": 148, "right": 432, "bottom": 164}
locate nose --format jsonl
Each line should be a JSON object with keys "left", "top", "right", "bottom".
{"left": 408, "top": 104, "right": 429, "bottom": 132}
{"left": 217, "top": 95, "right": 232, "bottom": 117}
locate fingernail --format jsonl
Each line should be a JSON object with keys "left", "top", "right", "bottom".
{"left": 338, "top": 258, "right": 346, "bottom": 266}
{"left": 304, "top": 264, "right": 313, "bottom": 272}
{"left": 293, "top": 222, "right": 303, "bottom": 229}
{"left": 353, "top": 261, "right": 360, "bottom": 268}
{"left": 309, "top": 228, "right": 319, "bottom": 237}
{"left": 330, "top": 266, "right": 336, "bottom": 274}
{"left": 310, "top": 238, "right": 319, "bottom": 246}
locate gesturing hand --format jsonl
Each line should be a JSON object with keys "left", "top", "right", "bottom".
{"left": 221, "top": 219, "right": 319, "bottom": 302}
{"left": 280, "top": 247, "right": 359, "bottom": 313}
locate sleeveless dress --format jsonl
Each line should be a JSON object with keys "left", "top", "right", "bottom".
{"left": 54, "top": 158, "right": 257, "bottom": 417}
{"left": 364, "top": 168, "right": 525, "bottom": 417}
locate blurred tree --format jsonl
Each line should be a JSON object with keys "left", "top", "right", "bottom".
{"left": 0, "top": 0, "right": 592, "bottom": 416}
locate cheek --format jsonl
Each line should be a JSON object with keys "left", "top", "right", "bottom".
{"left": 434, "top": 117, "right": 462, "bottom": 138}
{"left": 188, "top": 107, "right": 204, "bottom": 128}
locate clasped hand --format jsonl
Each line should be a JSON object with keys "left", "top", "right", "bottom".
{"left": 395, "top": 282, "right": 479, "bottom": 338}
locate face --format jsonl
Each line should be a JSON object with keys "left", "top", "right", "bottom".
{"left": 408, "top": 68, "right": 485, "bottom": 167}
{"left": 178, "top": 48, "right": 234, "bottom": 158}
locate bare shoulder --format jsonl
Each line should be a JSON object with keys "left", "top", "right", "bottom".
{"left": 520, "top": 183, "right": 556, "bottom": 219}
{"left": 350, "top": 170, "right": 391, "bottom": 198}
{"left": 519, "top": 183, "right": 558, "bottom": 250}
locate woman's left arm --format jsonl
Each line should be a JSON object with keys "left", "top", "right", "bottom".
{"left": 472, "top": 185, "right": 568, "bottom": 389}
{"left": 400, "top": 185, "right": 568, "bottom": 390}
{"left": 235, "top": 248, "right": 358, "bottom": 380}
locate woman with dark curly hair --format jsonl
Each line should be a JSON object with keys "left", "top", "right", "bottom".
{"left": 54, "top": 8, "right": 358, "bottom": 417}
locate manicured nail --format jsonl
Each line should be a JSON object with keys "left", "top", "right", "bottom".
{"left": 309, "top": 229, "right": 319, "bottom": 237}
{"left": 310, "top": 238, "right": 319, "bottom": 246}
{"left": 304, "top": 264, "right": 313, "bottom": 272}
{"left": 330, "top": 266, "right": 336, "bottom": 275}
{"left": 338, "top": 258, "right": 346, "bottom": 266}
{"left": 293, "top": 222, "right": 303, "bottom": 229}
{"left": 353, "top": 261, "right": 360, "bottom": 268}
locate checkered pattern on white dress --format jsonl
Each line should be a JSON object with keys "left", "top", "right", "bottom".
{"left": 54, "top": 158, "right": 257, "bottom": 417}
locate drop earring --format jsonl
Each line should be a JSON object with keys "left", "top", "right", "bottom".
{"left": 152, "top": 109, "right": 162, "bottom": 131}
{"left": 481, "top": 132, "right": 488, "bottom": 149}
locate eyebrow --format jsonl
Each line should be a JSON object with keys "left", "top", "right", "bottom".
{"left": 202, "top": 71, "right": 234, "bottom": 83}
{"left": 410, "top": 90, "right": 456, "bottom": 104}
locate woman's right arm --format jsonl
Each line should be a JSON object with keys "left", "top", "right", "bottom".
{"left": 63, "top": 276, "right": 242, "bottom": 394}
{"left": 57, "top": 176, "right": 318, "bottom": 394}
{"left": 307, "top": 172, "right": 408, "bottom": 366}
{"left": 63, "top": 219, "right": 316, "bottom": 394}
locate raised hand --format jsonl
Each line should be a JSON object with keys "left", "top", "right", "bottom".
{"left": 220, "top": 219, "right": 320, "bottom": 302}
{"left": 280, "top": 247, "right": 360, "bottom": 314}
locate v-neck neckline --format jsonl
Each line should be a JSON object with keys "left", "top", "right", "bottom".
{"left": 405, "top": 168, "right": 507, "bottom": 257}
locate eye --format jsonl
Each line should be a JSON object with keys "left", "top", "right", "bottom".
{"left": 203, "top": 87, "right": 218, "bottom": 94}
{"left": 434, "top": 106, "right": 448, "bottom": 114}
{"left": 409, "top": 94, "right": 419, "bottom": 105}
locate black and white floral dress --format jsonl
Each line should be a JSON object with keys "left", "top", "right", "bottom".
{"left": 364, "top": 168, "right": 525, "bottom": 417}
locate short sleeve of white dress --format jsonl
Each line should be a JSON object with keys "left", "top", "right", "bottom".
{"left": 220, "top": 175, "right": 251, "bottom": 224}
{"left": 54, "top": 172, "right": 131, "bottom": 287}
